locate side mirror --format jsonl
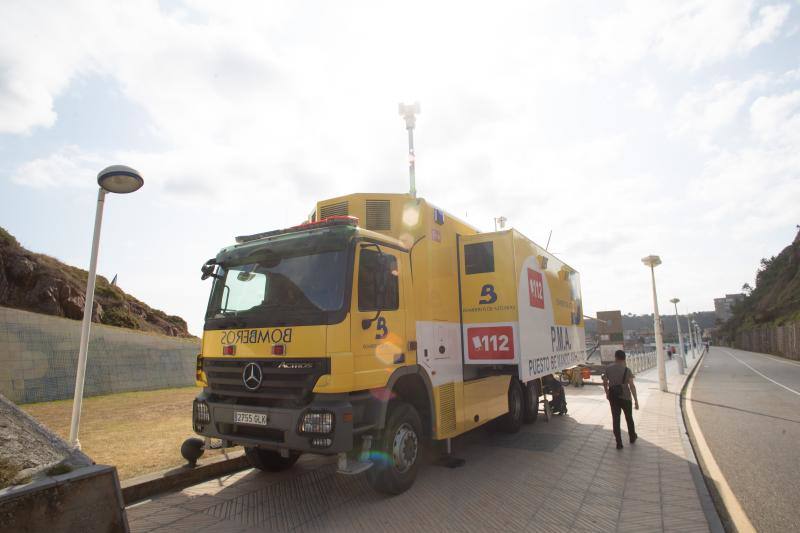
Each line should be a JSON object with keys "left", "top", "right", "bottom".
{"left": 201, "top": 259, "right": 222, "bottom": 280}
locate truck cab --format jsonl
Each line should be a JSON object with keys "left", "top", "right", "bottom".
{"left": 194, "top": 201, "right": 428, "bottom": 493}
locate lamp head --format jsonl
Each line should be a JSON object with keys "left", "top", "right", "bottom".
{"left": 97, "top": 165, "right": 143, "bottom": 194}
{"left": 641, "top": 255, "right": 662, "bottom": 267}
{"left": 670, "top": 298, "right": 680, "bottom": 304}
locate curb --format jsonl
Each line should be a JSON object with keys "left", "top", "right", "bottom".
{"left": 121, "top": 450, "right": 249, "bottom": 505}
{"left": 676, "top": 352, "right": 726, "bottom": 533}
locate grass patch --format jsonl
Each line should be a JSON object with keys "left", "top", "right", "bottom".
{"left": 22, "top": 387, "right": 237, "bottom": 480}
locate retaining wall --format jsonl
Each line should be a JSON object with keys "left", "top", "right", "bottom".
{"left": 0, "top": 306, "right": 200, "bottom": 404}
{"left": 733, "top": 321, "right": 800, "bottom": 361}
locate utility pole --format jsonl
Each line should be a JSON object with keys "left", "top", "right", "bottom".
{"left": 399, "top": 102, "right": 421, "bottom": 198}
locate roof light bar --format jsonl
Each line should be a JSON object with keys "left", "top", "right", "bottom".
{"left": 236, "top": 216, "right": 359, "bottom": 243}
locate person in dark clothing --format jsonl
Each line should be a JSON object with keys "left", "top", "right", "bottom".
{"left": 542, "top": 374, "right": 567, "bottom": 415}
{"left": 602, "top": 350, "right": 639, "bottom": 449}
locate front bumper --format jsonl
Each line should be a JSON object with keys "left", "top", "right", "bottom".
{"left": 192, "top": 391, "right": 354, "bottom": 454}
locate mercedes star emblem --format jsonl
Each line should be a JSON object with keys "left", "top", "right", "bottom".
{"left": 242, "top": 362, "right": 263, "bottom": 391}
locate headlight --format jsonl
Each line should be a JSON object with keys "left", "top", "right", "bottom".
{"left": 193, "top": 400, "right": 210, "bottom": 424}
{"left": 299, "top": 411, "right": 333, "bottom": 434}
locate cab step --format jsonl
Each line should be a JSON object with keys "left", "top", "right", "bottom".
{"left": 337, "top": 435, "right": 374, "bottom": 475}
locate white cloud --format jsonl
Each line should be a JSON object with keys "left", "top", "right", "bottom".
{"left": 670, "top": 76, "right": 769, "bottom": 148}
{"left": 741, "top": 3, "right": 792, "bottom": 49}
{"left": 750, "top": 89, "right": 800, "bottom": 143}
{"left": 10, "top": 146, "right": 102, "bottom": 189}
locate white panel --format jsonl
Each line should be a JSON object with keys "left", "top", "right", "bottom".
{"left": 516, "top": 255, "right": 587, "bottom": 383}
{"left": 417, "top": 321, "right": 462, "bottom": 386}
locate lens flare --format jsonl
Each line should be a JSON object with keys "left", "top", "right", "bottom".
{"left": 402, "top": 204, "right": 420, "bottom": 227}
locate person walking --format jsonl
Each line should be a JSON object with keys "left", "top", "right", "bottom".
{"left": 602, "top": 350, "right": 639, "bottom": 449}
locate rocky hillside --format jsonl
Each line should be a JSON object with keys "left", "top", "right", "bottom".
{"left": 721, "top": 228, "right": 800, "bottom": 336}
{"left": 0, "top": 227, "right": 192, "bottom": 337}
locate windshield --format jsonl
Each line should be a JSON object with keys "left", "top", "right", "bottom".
{"left": 205, "top": 234, "right": 352, "bottom": 328}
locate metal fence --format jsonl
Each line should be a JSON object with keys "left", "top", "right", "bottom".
{"left": 626, "top": 351, "right": 657, "bottom": 374}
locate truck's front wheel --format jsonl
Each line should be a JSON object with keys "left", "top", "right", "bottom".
{"left": 245, "top": 447, "right": 300, "bottom": 472}
{"left": 367, "top": 402, "right": 423, "bottom": 495}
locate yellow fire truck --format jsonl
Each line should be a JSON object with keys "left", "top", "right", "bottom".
{"left": 193, "top": 193, "right": 585, "bottom": 494}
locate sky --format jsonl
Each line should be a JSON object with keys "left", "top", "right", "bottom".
{"left": 1, "top": 0, "right": 799, "bottom": 335}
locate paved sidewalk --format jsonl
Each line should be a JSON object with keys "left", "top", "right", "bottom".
{"left": 126, "top": 355, "right": 710, "bottom": 533}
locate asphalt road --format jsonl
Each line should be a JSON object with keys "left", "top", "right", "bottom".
{"left": 689, "top": 346, "right": 800, "bottom": 532}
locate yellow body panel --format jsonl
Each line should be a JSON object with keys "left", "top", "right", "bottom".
{"left": 459, "top": 232, "right": 518, "bottom": 325}
{"left": 461, "top": 375, "right": 511, "bottom": 432}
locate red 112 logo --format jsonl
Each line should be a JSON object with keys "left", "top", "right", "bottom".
{"left": 528, "top": 268, "right": 545, "bottom": 309}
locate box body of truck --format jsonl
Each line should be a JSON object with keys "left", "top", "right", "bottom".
{"left": 192, "top": 192, "right": 585, "bottom": 492}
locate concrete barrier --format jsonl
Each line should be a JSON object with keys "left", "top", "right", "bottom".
{"left": 0, "top": 465, "right": 128, "bottom": 533}
{"left": 0, "top": 306, "right": 200, "bottom": 404}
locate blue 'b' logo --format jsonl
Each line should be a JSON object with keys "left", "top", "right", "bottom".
{"left": 375, "top": 317, "right": 388, "bottom": 339}
{"left": 479, "top": 284, "right": 497, "bottom": 304}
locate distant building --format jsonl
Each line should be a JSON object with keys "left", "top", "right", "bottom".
{"left": 714, "top": 293, "right": 745, "bottom": 322}
{"left": 597, "top": 310, "right": 624, "bottom": 363}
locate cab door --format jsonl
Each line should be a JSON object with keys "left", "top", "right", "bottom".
{"left": 351, "top": 243, "right": 408, "bottom": 390}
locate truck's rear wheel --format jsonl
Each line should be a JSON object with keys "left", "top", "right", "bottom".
{"left": 245, "top": 447, "right": 300, "bottom": 472}
{"left": 523, "top": 380, "right": 541, "bottom": 424}
{"left": 367, "top": 402, "right": 423, "bottom": 495}
{"left": 497, "top": 379, "right": 524, "bottom": 433}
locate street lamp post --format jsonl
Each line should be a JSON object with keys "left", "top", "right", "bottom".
{"left": 670, "top": 298, "right": 687, "bottom": 372}
{"left": 642, "top": 255, "right": 668, "bottom": 392}
{"left": 68, "top": 165, "right": 143, "bottom": 449}
{"left": 686, "top": 312, "right": 696, "bottom": 358}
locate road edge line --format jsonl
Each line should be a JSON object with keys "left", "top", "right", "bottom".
{"left": 681, "top": 350, "right": 756, "bottom": 533}
{"left": 675, "top": 354, "right": 725, "bottom": 533}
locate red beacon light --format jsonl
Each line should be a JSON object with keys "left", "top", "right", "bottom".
{"left": 295, "top": 215, "right": 359, "bottom": 230}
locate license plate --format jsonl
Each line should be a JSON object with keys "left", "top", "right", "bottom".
{"left": 234, "top": 411, "right": 268, "bottom": 426}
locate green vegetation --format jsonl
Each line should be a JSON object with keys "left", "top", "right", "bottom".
{"left": 101, "top": 306, "right": 141, "bottom": 330}
{"left": 721, "top": 229, "right": 800, "bottom": 339}
{"left": 0, "top": 226, "right": 19, "bottom": 248}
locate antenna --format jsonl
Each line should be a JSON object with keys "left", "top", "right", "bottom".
{"left": 398, "top": 102, "right": 421, "bottom": 198}
{"left": 545, "top": 230, "right": 553, "bottom": 251}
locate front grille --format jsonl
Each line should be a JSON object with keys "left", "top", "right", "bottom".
{"left": 205, "top": 358, "right": 330, "bottom": 407}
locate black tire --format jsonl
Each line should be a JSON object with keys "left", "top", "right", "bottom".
{"left": 367, "top": 402, "right": 423, "bottom": 495}
{"left": 523, "top": 380, "right": 541, "bottom": 424}
{"left": 497, "top": 379, "right": 524, "bottom": 433}
{"left": 245, "top": 447, "right": 300, "bottom": 472}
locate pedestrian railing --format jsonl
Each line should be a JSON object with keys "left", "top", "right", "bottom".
{"left": 626, "top": 351, "right": 657, "bottom": 374}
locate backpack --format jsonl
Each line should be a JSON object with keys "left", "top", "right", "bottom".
{"left": 609, "top": 368, "right": 629, "bottom": 400}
